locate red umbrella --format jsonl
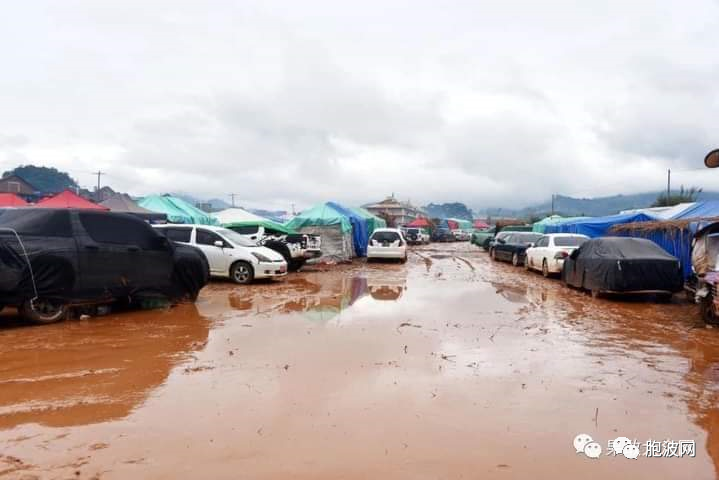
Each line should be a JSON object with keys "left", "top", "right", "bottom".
{"left": 473, "top": 220, "right": 490, "bottom": 229}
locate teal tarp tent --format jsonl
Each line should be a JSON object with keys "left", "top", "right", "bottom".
{"left": 349, "top": 207, "right": 387, "bottom": 235}
{"left": 138, "top": 195, "right": 218, "bottom": 225}
{"left": 285, "top": 203, "right": 358, "bottom": 261}
{"left": 532, "top": 215, "right": 591, "bottom": 233}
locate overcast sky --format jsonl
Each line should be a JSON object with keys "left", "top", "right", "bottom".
{"left": 1, "top": 0, "right": 718, "bottom": 211}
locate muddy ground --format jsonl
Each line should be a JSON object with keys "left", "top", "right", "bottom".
{"left": 1, "top": 242, "right": 719, "bottom": 479}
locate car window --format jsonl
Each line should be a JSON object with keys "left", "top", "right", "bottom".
{"left": 265, "top": 228, "right": 283, "bottom": 236}
{"left": 214, "top": 228, "right": 256, "bottom": 247}
{"left": 371, "top": 231, "right": 401, "bottom": 243}
{"left": 515, "top": 233, "right": 542, "bottom": 243}
{"left": 79, "top": 212, "right": 161, "bottom": 249}
{"left": 231, "top": 225, "right": 259, "bottom": 235}
{"left": 0, "top": 209, "right": 73, "bottom": 237}
{"left": 163, "top": 227, "right": 192, "bottom": 243}
{"left": 534, "top": 237, "right": 547, "bottom": 247}
{"left": 554, "top": 236, "right": 588, "bottom": 247}
{"left": 196, "top": 229, "right": 226, "bottom": 247}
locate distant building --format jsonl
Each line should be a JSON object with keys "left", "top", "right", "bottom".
{"left": 364, "top": 194, "right": 426, "bottom": 226}
{"left": 0, "top": 174, "right": 39, "bottom": 201}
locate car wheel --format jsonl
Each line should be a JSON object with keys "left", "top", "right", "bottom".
{"left": 542, "top": 259, "right": 550, "bottom": 278}
{"left": 490, "top": 248, "right": 496, "bottom": 261}
{"left": 289, "top": 258, "right": 306, "bottom": 272}
{"left": 20, "top": 298, "right": 67, "bottom": 324}
{"left": 230, "top": 261, "right": 254, "bottom": 285}
{"left": 512, "top": 253, "right": 519, "bottom": 267}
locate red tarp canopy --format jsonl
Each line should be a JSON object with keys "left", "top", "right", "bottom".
{"left": 473, "top": 220, "right": 490, "bottom": 229}
{"left": 37, "top": 190, "right": 109, "bottom": 210}
{"left": 406, "top": 217, "right": 431, "bottom": 228}
{"left": 446, "top": 219, "right": 459, "bottom": 230}
{"left": 0, "top": 193, "right": 29, "bottom": 207}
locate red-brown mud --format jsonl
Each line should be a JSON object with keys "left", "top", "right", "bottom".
{"left": 1, "top": 243, "right": 718, "bottom": 479}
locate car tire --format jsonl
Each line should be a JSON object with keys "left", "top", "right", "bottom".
{"left": 230, "top": 261, "right": 254, "bottom": 285}
{"left": 542, "top": 259, "right": 550, "bottom": 278}
{"left": 289, "top": 258, "right": 306, "bottom": 272}
{"left": 490, "top": 248, "right": 496, "bottom": 261}
{"left": 512, "top": 253, "right": 519, "bottom": 267}
{"left": 525, "top": 256, "right": 531, "bottom": 270}
{"left": 20, "top": 298, "right": 67, "bottom": 324}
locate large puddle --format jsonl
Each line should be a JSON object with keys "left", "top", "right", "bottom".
{"left": 1, "top": 243, "right": 718, "bottom": 479}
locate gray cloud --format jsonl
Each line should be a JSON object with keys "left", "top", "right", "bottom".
{"left": 1, "top": 0, "right": 719, "bottom": 211}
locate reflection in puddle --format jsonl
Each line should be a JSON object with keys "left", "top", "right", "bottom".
{"left": 211, "top": 267, "right": 408, "bottom": 322}
{"left": 0, "top": 304, "right": 209, "bottom": 429}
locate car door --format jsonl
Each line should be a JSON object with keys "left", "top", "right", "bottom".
{"left": 533, "top": 236, "right": 549, "bottom": 267}
{"left": 497, "top": 234, "right": 512, "bottom": 260}
{"left": 76, "top": 212, "right": 142, "bottom": 295}
{"left": 194, "top": 228, "right": 231, "bottom": 275}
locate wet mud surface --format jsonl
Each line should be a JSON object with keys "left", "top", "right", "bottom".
{"left": 1, "top": 243, "right": 719, "bottom": 479}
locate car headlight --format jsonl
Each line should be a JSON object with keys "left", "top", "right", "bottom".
{"left": 252, "top": 252, "right": 272, "bottom": 262}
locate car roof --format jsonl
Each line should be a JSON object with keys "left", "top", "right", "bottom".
{"left": 372, "top": 228, "right": 402, "bottom": 233}
{"left": 154, "top": 224, "right": 223, "bottom": 230}
{"left": 544, "top": 233, "right": 589, "bottom": 237}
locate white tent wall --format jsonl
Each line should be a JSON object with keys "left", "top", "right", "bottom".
{"left": 298, "top": 225, "right": 353, "bottom": 262}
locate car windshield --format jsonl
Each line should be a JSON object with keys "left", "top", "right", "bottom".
{"left": 372, "top": 231, "right": 401, "bottom": 243}
{"left": 407, "top": 228, "right": 419, "bottom": 234}
{"left": 513, "top": 233, "right": 542, "bottom": 243}
{"left": 554, "top": 236, "right": 588, "bottom": 247}
{"left": 215, "top": 228, "right": 257, "bottom": 247}
{"left": 495, "top": 232, "right": 511, "bottom": 241}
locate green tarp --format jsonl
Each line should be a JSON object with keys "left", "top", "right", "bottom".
{"left": 532, "top": 215, "right": 590, "bottom": 233}
{"left": 138, "top": 195, "right": 218, "bottom": 225}
{"left": 224, "top": 219, "right": 295, "bottom": 234}
{"left": 349, "top": 207, "right": 387, "bottom": 235}
{"left": 448, "top": 218, "right": 473, "bottom": 230}
{"left": 285, "top": 203, "right": 353, "bottom": 233}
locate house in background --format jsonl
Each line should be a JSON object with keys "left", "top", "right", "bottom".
{"left": 364, "top": 194, "right": 426, "bottom": 226}
{"left": 0, "top": 174, "right": 40, "bottom": 202}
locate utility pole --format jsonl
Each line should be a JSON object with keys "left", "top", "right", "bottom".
{"left": 93, "top": 171, "right": 104, "bottom": 192}
{"left": 228, "top": 193, "right": 240, "bottom": 207}
{"left": 551, "top": 194, "right": 555, "bottom": 215}
{"left": 291, "top": 203, "right": 296, "bottom": 215}
{"left": 667, "top": 169, "right": 671, "bottom": 201}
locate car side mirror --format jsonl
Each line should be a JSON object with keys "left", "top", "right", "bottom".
{"left": 153, "top": 236, "right": 170, "bottom": 250}
{"left": 214, "top": 240, "right": 224, "bottom": 248}
{"left": 497, "top": 238, "right": 505, "bottom": 244}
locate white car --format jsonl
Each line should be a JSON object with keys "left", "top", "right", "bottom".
{"left": 154, "top": 225, "right": 287, "bottom": 284}
{"left": 525, "top": 233, "right": 590, "bottom": 277}
{"left": 367, "top": 228, "right": 408, "bottom": 262}
{"left": 404, "top": 228, "right": 430, "bottom": 245}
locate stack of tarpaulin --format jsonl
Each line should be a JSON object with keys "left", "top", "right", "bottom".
{"left": 348, "top": 207, "right": 386, "bottom": 236}
{"left": 138, "top": 195, "right": 218, "bottom": 225}
{"left": 285, "top": 202, "right": 370, "bottom": 262}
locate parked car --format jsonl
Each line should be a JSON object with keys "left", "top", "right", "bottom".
{"left": 0, "top": 209, "right": 209, "bottom": 324}
{"left": 224, "top": 222, "right": 321, "bottom": 272}
{"left": 405, "top": 227, "right": 430, "bottom": 245}
{"left": 471, "top": 227, "right": 496, "bottom": 250}
{"left": 686, "top": 223, "right": 719, "bottom": 323}
{"left": 562, "top": 237, "right": 683, "bottom": 299}
{"left": 525, "top": 234, "right": 589, "bottom": 277}
{"left": 154, "top": 225, "right": 287, "bottom": 284}
{"left": 367, "top": 228, "right": 407, "bottom": 262}
{"left": 490, "top": 232, "right": 543, "bottom": 266}
{"left": 431, "top": 228, "right": 454, "bottom": 242}
{"left": 487, "top": 231, "right": 512, "bottom": 255}
{"left": 453, "top": 229, "right": 471, "bottom": 241}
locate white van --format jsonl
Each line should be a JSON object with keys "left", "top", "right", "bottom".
{"left": 154, "top": 225, "right": 287, "bottom": 284}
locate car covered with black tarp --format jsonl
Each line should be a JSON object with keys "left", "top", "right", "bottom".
{"left": 0, "top": 208, "right": 209, "bottom": 324}
{"left": 561, "top": 236, "right": 683, "bottom": 298}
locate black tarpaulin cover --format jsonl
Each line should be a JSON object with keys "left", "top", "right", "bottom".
{"left": 562, "top": 237, "right": 683, "bottom": 292}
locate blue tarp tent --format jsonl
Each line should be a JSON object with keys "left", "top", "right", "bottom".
{"left": 543, "top": 212, "right": 655, "bottom": 237}
{"left": 611, "top": 202, "right": 719, "bottom": 280}
{"left": 672, "top": 201, "right": 719, "bottom": 221}
{"left": 326, "top": 201, "right": 369, "bottom": 257}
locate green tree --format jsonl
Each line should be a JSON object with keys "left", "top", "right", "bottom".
{"left": 652, "top": 186, "right": 702, "bottom": 207}
{"left": 2, "top": 165, "right": 78, "bottom": 193}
